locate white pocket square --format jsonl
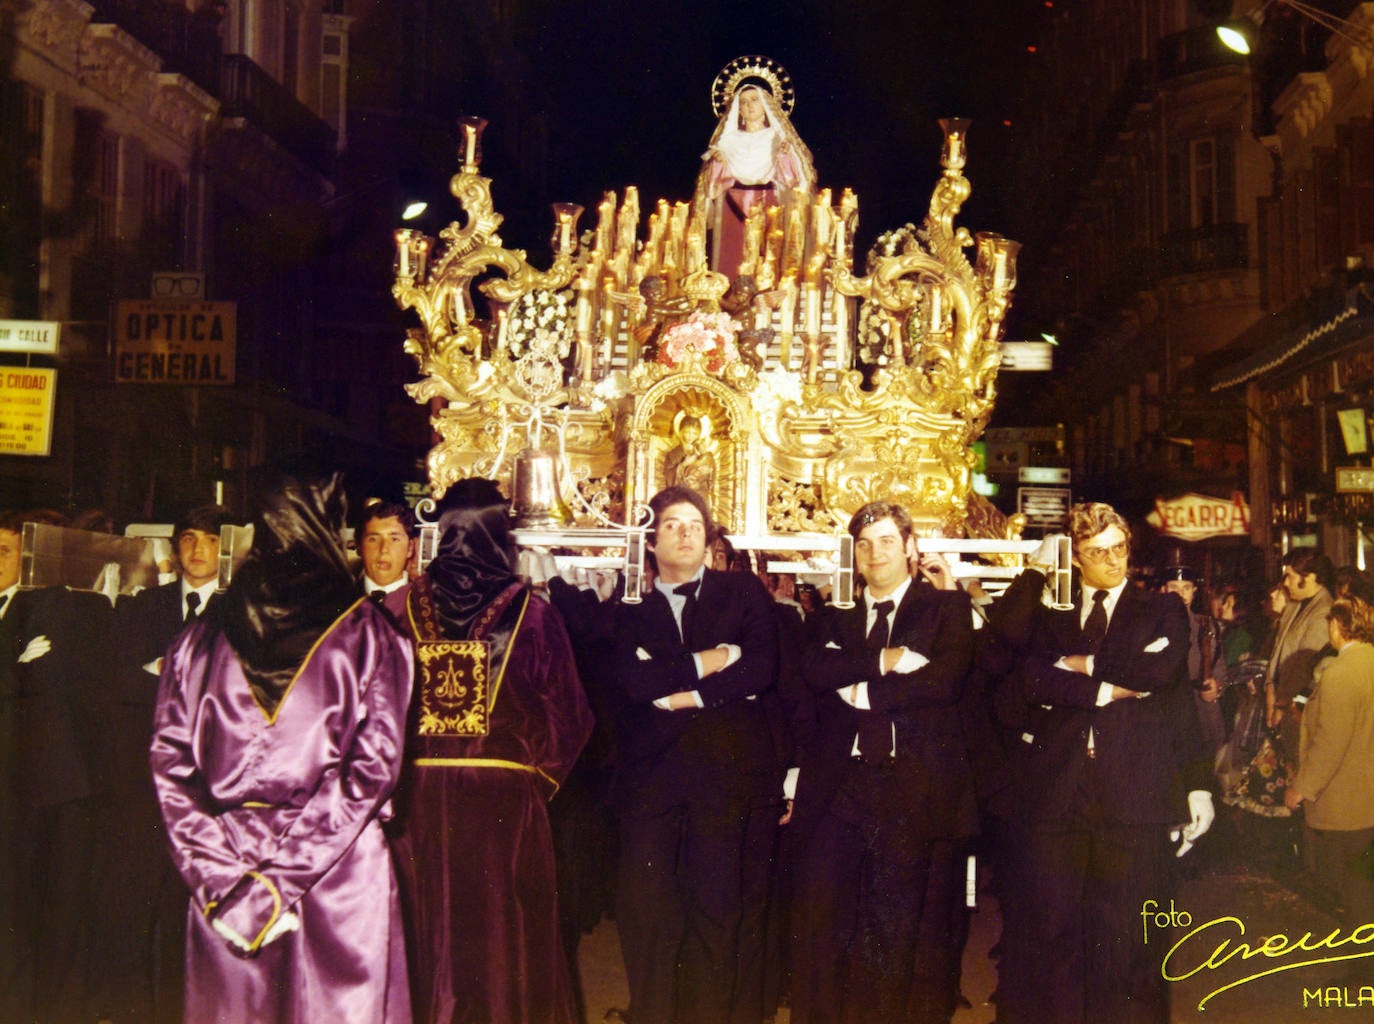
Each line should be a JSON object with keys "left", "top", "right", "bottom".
{"left": 635, "top": 646, "right": 652, "bottom": 661}
{"left": 825, "top": 641, "right": 842, "bottom": 650}
{"left": 1143, "top": 637, "right": 1169, "bottom": 653}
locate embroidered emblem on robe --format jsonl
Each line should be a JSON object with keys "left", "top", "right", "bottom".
{"left": 415, "top": 639, "right": 490, "bottom": 737}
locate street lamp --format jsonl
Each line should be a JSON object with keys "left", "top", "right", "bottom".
{"left": 1217, "top": 0, "right": 1374, "bottom": 56}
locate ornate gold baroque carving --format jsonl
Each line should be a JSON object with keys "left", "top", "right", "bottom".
{"left": 394, "top": 109, "right": 1021, "bottom": 544}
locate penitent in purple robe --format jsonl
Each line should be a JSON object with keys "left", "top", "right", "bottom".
{"left": 150, "top": 601, "right": 414, "bottom": 1024}
{"left": 391, "top": 586, "right": 595, "bottom": 1024}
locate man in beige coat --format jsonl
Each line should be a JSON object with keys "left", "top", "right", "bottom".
{"left": 1286, "top": 593, "right": 1374, "bottom": 934}
{"left": 1266, "top": 550, "right": 1335, "bottom": 761}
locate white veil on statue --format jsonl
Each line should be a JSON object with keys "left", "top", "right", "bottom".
{"left": 693, "top": 57, "right": 817, "bottom": 278}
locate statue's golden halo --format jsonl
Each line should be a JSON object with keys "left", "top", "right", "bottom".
{"left": 710, "top": 56, "right": 795, "bottom": 118}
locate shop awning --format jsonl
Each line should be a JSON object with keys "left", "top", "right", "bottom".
{"left": 1211, "top": 288, "right": 1374, "bottom": 392}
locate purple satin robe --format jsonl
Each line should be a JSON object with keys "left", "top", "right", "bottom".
{"left": 391, "top": 589, "right": 594, "bottom": 1024}
{"left": 150, "top": 600, "right": 415, "bottom": 1024}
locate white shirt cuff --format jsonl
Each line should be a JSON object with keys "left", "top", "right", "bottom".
{"left": 838, "top": 681, "right": 871, "bottom": 709}
{"left": 783, "top": 766, "right": 799, "bottom": 801}
{"left": 892, "top": 647, "right": 928, "bottom": 673}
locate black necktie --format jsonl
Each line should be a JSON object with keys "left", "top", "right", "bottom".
{"left": 858, "top": 599, "right": 896, "bottom": 765}
{"left": 674, "top": 581, "right": 699, "bottom": 647}
{"left": 1082, "top": 589, "right": 1108, "bottom": 651}
{"left": 185, "top": 591, "right": 201, "bottom": 619}
{"left": 369, "top": 590, "right": 387, "bottom": 606}
{"left": 867, "top": 599, "right": 895, "bottom": 651}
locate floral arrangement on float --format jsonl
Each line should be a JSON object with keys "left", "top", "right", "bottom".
{"left": 656, "top": 310, "right": 742, "bottom": 372}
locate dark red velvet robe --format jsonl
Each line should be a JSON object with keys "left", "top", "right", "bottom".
{"left": 391, "top": 584, "right": 595, "bottom": 1024}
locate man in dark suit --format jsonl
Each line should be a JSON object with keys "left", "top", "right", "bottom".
{"left": 356, "top": 497, "right": 416, "bottom": 628}
{"left": 88, "top": 504, "right": 232, "bottom": 1023}
{"left": 788, "top": 500, "right": 975, "bottom": 1024}
{"left": 996, "top": 501, "right": 1214, "bottom": 1024}
{"left": 610, "top": 486, "right": 780, "bottom": 1024}
{"left": 0, "top": 512, "right": 114, "bottom": 1024}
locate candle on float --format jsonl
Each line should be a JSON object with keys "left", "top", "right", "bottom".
{"left": 832, "top": 289, "right": 850, "bottom": 370}
{"left": 413, "top": 237, "right": 430, "bottom": 282}
{"left": 928, "top": 283, "right": 944, "bottom": 334}
{"left": 778, "top": 273, "right": 797, "bottom": 369}
{"left": 395, "top": 229, "right": 414, "bottom": 278}
{"left": 495, "top": 309, "right": 509, "bottom": 355}
{"left": 601, "top": 275, "right": 618, "bottom": 369}
{"left": 804, "top": 283, "right": 822, "bottom": 337}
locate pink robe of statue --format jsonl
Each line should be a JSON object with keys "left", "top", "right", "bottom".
{"left": 150, "top": 600, "right": 415, "bottom": 1024}
{"left": 391, "top": 584, "right": 595, "bottom": 1024}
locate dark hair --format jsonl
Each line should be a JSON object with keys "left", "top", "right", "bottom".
{"left": 648, "top": 486, "right": 716, "bottom": 545}
{"left": 174, "top": 504, "right": 234, "bottom": 541}
{"left": 356, "top": 498, "right": 416, "bottom": 537}
{"left": 1282, "top": 549, "right": 1334, "bottom": 591}
{"left": 848, "top": 501, "right": 913, "bottom": 544}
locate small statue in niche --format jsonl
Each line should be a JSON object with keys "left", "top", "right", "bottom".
{"left": 662, "top": 412, "right": 717, "bottom": 497}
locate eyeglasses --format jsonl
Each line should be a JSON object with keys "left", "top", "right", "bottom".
{"left": 152, "top": 274, "right": 205, "bottom": 297}
{"left": 1078, "top": 541, "right": 1128, "bottom": 564}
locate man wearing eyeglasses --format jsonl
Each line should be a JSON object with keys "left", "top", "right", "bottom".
{"left": 996, "top": 501, "right": 1213, "bottom": 1024}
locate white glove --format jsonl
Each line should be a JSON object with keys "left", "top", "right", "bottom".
{"left": 591, "top": 569, "right": 617, "bottom": 602}
{"left": 517, "top": 549, "right": 557, "bottom": 587}
{"left": 96, "top": 562, "right": 121, "bottom": 605}
{"left": 212, "top": 909, "right": 300, "bottom": 954}
{"left": 1170, "top": 790, "right": 1215, "bottom": 857}
{"left": 18, "top": 635, "right": 51, "bottom": 664}
{"left": 1029, "top": 534, "right": 1059, "bottom": 571}
{"left": 150, "top": 537, "right": 174, "bottom": 574}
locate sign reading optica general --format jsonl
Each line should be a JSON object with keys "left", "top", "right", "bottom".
{"left": 114, "top": 300, "right": 236, "bottom": 384}
{"left": 1146, "top": 491, "right": 1251, "bottom": 541}
{"left": 0, "top": 367, "right": 57, "bottom": 455}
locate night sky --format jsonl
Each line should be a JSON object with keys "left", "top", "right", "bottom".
{"left": 474, "top": 0, "right": 1046, "bottom": 266}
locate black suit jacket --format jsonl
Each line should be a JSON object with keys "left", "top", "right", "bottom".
{"left": 0, "top": 587, "right": 113, "bottom": 810}
{"left": 794, "top": 582, "right": 976, "bottom": 840}
{"left": 610, "top": 569, "right": 780, "bottom": 812}
{"left": 1003, "top": 583, "right": 1200, "bottom": 826}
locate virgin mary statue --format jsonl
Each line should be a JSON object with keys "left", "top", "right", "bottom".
{"left": 694, "top": 58, "right": 816, "bottom": 280}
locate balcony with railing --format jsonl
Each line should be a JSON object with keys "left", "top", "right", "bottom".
{"left": 218, "top": 55, "right": 336, "bottom": 176}
{"left": 87, "top": 2, "right": 334, "bottom": 177}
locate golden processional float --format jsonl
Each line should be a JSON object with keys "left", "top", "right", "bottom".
{"left": 392, "top": 58, "right": 1046, "bottom": 604}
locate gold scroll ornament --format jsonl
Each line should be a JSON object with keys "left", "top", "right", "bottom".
{"left": 414, "top": 639, "right": 490, "bottom": 737}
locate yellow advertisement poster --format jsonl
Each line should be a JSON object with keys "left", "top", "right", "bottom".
{"left": 0, "top": 366, "right": 56, "bottom": 456}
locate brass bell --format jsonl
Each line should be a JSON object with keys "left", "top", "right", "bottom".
{"left": 511, "top": 447, "right": 570, "bottom": 529}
